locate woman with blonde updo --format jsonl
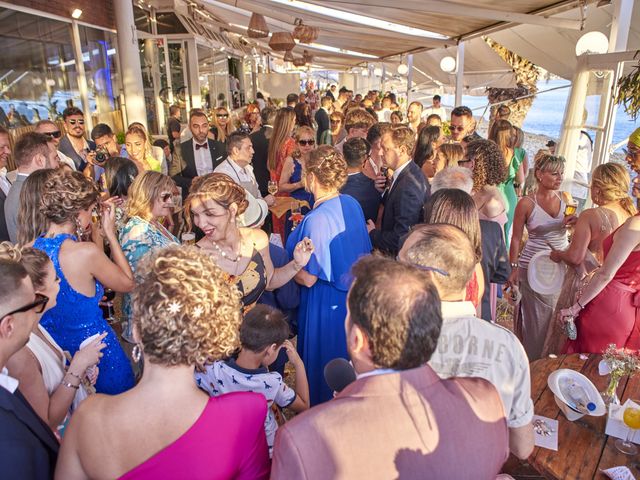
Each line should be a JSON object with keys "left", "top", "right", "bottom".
{"left": 185, "top": 172, "right": 314, "bottom": 310}
{"left": 542, "top": 163, "right": 636, "bottom": 354}
{"left": 33, "top": 169, "right": 135, "bottom": 394}
{"left": 119, "top": 171, "right": 179, "bottom": 340}
{"left": 286, "top": 145, "right": 372, "bottom": 405}
{"left": 56, "top": 246, "right": 271, "bottom": 479}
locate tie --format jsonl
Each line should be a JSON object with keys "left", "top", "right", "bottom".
{"left": 195, "top": 143, "right": 208, "bottom": 150}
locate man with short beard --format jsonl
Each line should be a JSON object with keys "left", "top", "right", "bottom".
{"left": 449, "top": 106, "right": 482, "bottom": 143}
{"left": 58, "top": 107, "right": 95, "bottom": 171}
{"left": 34, "top": 120, "right": 76, "bottom": 171}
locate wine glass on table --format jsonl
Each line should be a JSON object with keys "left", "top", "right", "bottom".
{"left": 616, "top": 401, "right": 640, "bottom": 455}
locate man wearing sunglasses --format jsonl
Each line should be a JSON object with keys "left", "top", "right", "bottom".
{"left": 0, "top": 258, "right": 59, "bottom": 477}
{"left": 34, "top": 120, "right": 76, "bottom": 171}
{"left": 449, "top": 106, "right": 482, "bottom": 143}
{"left": 58, "top": 107, "right": 95, "bottom": 172}
{"left": 399, "top": 223, "right": 534, "bottom": 461}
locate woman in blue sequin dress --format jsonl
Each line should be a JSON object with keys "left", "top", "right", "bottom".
{"left": 34, "top": 170, "right": 135, "bottom": 395}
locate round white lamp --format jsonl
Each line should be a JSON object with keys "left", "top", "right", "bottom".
{"left": 397, "top": 63, "right": 409, "bottom": 75}
{"left": 575, "top": 31, "right": 609, "bottom": 56}
{"left": 440, "top": 56, "right": 456, "bottom": 73}
{"left": 373, "top": 67, "right": 383, "bottom": 77}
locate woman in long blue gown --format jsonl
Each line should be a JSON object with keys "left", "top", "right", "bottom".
{"left": 286, "top": 146, "right": 371, "bottom": 405}
{"left": 33, "top": 170, "right": 135, "bottom": 395}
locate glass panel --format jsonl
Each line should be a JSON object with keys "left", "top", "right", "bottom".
{"left": 139, "top": 38, "right": 160, "bottom": 134}
{"left": 77, "top": 26, "right": 123, "bottom": 133}
{"left": 0, "top": 7, "right": 79, "bottom": 128}
{"left": 213, "top": 53, "right": 230, "bottom": 109}
{"left": 168, "top": 42, "right": 188, "bottom": 112}
{"left": 133, "top": 5, "right": 152, "bottom": 34}
{"left": 156, "top": 12, "right": 188, "bottom": 35}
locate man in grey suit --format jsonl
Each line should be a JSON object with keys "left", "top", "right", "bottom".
{"left": 0, "top": 126, "right": 12, "bottom": 242}
{"left": 4, "top": 132, "right": 59, "bottom": 243}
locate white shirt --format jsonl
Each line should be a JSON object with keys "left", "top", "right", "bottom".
{"left": 193, "top": 141, "right": 213, "bottom": 177}
{"left": 422, "top": 106, "right": 448, "bottom": 121}
{"left": 428, "top": 301, "right": 534, "bottom": 429}
{"left": 214, "top": 158, "right": 260, "bottom": 195}
{"left": 57, "top": 150, "right": 76, "bottom": 171}
{"left": 571, "top": 131, "right": 593, "bottom": 200}
{"left": 0, "top": 367, "right": 19, "bottom": 393}
{"left": 0, "top": 167, "right": 11, "bottom": 196}
{"left": 377, "top": 108, "right": 392, "bottom": 123}
{"left": 389, "top": 160, "right": 412, "bottom": 191}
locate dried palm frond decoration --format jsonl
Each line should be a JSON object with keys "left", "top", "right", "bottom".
{"left": 247, "top": 13, "right": 269, "bottom": 38}
{"left": 616, "top": 52, "right": 640, "bottom": 120}
{"left": 269, "top": 32, "right": 296, "bottom": 52}
{"left": 292, "top": 18, "right": 318, "bottom": 44}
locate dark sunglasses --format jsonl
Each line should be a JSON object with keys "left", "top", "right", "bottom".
{"left": 43, "top": 130, "right": 62, "bottom": 139}
{"left": 216, "top": 114, "right": 229, "bottom": 118}
{"left": 450, "top": 125, "right": 466, "bottom": 132}
{"left": 68, "top": 119, "right": 85, "bottom": 125}
{"left": 624, "top": 148, "right": 640, "bottom": 157}
{"left": 330, "top": 119, "right": 341, "bottom": 123}
{"left": 298, "top": 139, "right": 315, "bottom": 146}
{"left": 2, "top": 293, "right": 49, "bottom": 318}
{"left": 160, "top": 192, "right": 173, "bottom": 203}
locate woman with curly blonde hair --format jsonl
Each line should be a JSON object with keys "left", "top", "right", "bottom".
{"left": 119, "top": 171, "right": 179, "bottom": 340}
{"left": 286, "top": 145, "right": 372, "bottom": 405}
{"left": 33, "top": 169, "right": 135, "bottom": 394}
{"left": 184, "top": 172, "right": 314, "bottom": 310}
{"left": 542, "top": 162, "right": 636, "bottom": 354}
{"left": 56, "top": 245, "right": 271, "bottom": 479}
{"left": 16, "top": 168, "right": 57, "bottom": 245}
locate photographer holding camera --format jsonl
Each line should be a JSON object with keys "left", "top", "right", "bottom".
{"left": 87, "top": 124, "right": 126, "bottom": 181}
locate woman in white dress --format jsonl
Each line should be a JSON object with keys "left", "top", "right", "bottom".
{"left": 2, "top": 244, "right": 106, "bottom": 431}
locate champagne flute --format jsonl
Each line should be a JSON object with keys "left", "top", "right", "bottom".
{"left": 615, "top": 402, "right": 640, "bottom": 455}
{"left": 268, "top": 180, "right": 278, "bottom": 195}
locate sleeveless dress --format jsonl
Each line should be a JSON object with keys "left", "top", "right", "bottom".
{"left": 286, "top": 195, "right": 372, "bottom": 405}
{"left": 271, "top": 137, "right": 296, "bottom": 241}
{"left": 119, "top": 394, "right": 270, "bottom": 480}
{"left": 563, "top": 219, "right": 640, "bottom": 354}
{"left": 498, "top": 147, "right": 526, "bottom": 243}
{"left": 34, "top": 234, "right": 134, "bottom": 395}
{"left": 228, "top": 249, "right": 268, "bottom": 310}
{"left": 515, "top": 194, "right": 569, "bottom": 360}
{"left": 284, "top": 158, "right": 314, "bottom": 241}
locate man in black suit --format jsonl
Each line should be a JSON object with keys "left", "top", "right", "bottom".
{"left": 367, "top": 126, "right": 430, "bottom": 255}
{"left": 340, "top": 137, "right": 381, "bottom": 222}
{"left": 173, "top": 109, "right": 226, "bottom": 196}
{"left": 250, "top": 107, "right": 276, "bottom": 197}
{"left": 0, "top": 257, "right": 59, "bottom": 478}
{"left": 0, "top": 126, "right": 11, "bottom": 242}
{"left": 314, "top": 96, "right": 332, "bottom": 144}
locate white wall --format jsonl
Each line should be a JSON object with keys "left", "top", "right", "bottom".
{"left": 256, "top": 73, "right": 301, "bottom": 104}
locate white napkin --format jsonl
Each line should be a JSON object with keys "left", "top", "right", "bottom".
{"left": 532, "top": 415, "right": 558, "bottom": 451}
{"left": 601, "top": 466, "right": 636, "bottom": 480}
{"left": 606, "top": 401, "right": 640, "bottom": 444}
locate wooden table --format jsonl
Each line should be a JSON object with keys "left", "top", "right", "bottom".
{"left": 518, "top": 353, "right": 640, "bottom": 479}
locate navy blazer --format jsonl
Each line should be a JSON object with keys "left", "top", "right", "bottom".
{"left": 0, "top": 387, "right": 59, "bottom": 479}
{"left": 479, "top": 219, "right": 511, "bottom": 321}
{"left": 340, "top": 173, "right": 381, "bottom": 222}
{"left": 370, "top": 161, "right": 430, "bottom": 255}
{"left": 173, "top": 138, "right": 226, "bottom": 195}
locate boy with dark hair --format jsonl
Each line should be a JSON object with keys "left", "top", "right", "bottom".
{"left": 195, "top": 305, "right": 309, "bottom": 455}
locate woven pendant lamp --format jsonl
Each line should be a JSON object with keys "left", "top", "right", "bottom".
{"left": 247, "top": 13, "right": 269, "bottom": 38}
{"left": 269, "top": 32, "right": 296, "bottom": 52}
{"left": 292, "top": 18, "right": 319, "bottom": 44}
{"left": 302, "top": 49, "right": 313, "bottom": 63}
{"left": 292, "top": 57, "right": 306, "bottom": 67}
{"left": 284, "top": 50, "right": 295, "bottom": 62}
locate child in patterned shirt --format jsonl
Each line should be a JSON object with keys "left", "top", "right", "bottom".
{"left": 195, "top": 305, "right": 310, "bottom": 455}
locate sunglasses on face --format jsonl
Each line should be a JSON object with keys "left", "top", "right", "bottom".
{"left": 624, "top": 148, "right": 640, "bottom": 158}
{"left": 216, "top": 114, "right": 229, "bottom": 118}
{"left": 68, "top": 119, "right": 85, "bottom": 125}
{"left": 298, "top": 139, "right": 315, "bottom": 146}
{"left": 330, "top": 119, "right": 341, "bottom": 123}
{"left": 450, "top": 125, "right": 466, "bottom": 132}
{"left": 43, "top": 130, "right": 62, "bottom": 139}
{"left": 2, "top": 293, "right": 49, "bottom": 318}
{"left": 160, "top": 192, "right": 173, "bottom": 203}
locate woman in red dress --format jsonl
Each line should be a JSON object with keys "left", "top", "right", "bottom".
{"left": 267, "top": 108, "right": 297, "bottom": 241}
{"left": 561, "top": 135, "right": 640, "bottom": 353}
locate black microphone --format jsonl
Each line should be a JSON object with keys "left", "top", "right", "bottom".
{"left": 324, "top": 358, "right": 356, "bottom": 393}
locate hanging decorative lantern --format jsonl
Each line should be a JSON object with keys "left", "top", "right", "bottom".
{"left": 284, "top": 50, "right": 295, "bottom": 62}
{"left": 302, "top": 49, "right": 313, "bottom": 63}
{"left": 292, "top": 18, "right": 319, "bottom": 44}
{"left": 247, "top": 13, "right": 270, "bottom": 38}
{"left": 269, "top": 32, "right": 296, "bottom": 52}
{"left": 292, "top": 57, "right": 306, "bottom": 67}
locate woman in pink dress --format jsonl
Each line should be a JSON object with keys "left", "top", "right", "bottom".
{"left": 55, "top": 246, "right": 270, "bottom": 479}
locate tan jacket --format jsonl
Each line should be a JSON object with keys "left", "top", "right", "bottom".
{"left": 271, "top": 365, "right": 508, "bottom": 480}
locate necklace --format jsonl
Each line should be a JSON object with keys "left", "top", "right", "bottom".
{"left": 209, "top": 238, "right": 240, "bottom": 262}
{"left": 314, "top": 191, "right": 338, "bottom": 208}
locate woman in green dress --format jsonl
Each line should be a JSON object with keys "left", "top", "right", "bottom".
{"left": 490, "top": 119, "right": 526, "bottom": 244}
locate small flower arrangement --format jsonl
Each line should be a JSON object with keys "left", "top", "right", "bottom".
{"left": 601, "top": 344, "right": 640, "bottom": 405}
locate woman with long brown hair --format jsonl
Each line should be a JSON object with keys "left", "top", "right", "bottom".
{"left": 210, "top": 106, "right": 234, "bottom": 143}
{"left": 268, "top": 107, "right": 297, "bottom": 240}
{"left": 542, "top": 162, "right": 636, "bottom": 354}
{"left": 490, "top": 119, "right": 526, "bottom": 240}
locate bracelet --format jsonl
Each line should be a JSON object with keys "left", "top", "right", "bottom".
{"left": 510, "top": 262, "right": 519, "bottom": 269}
{"left": 67, "top": 371, "right": 82, "bottom": 380}
{"left": 576, "top": 299, "right": 585, "bottom": 310}
{"left": 60, "top": 380, "right": 80, "bottom": 390}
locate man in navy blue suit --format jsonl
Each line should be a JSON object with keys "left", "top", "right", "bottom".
{"left": 367, "top": 126, "right": 430, "bottom": 255}
{"left": 340, "top": 138, "right": 381, "bottom": 223}
{"left": 0, "top": 257, "right": 59, "bottom": 478}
